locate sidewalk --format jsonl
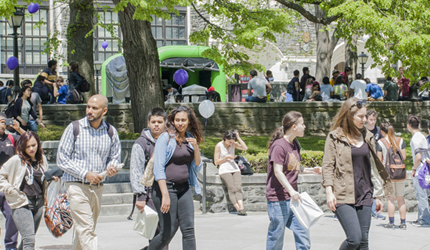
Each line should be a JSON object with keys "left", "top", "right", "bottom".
{"left": 0, "top": 212, "right": 429, "bottom": 250}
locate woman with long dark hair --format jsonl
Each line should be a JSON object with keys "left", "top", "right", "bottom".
{"left": 322, "top": 98, "right": 393, "bottom": 250}
{"left": 149, "top": 106, "right": 203, "bottom": 250}
{"left": 333, "top": 75, "right": 349, "bottom": 100}
{"left": 377, "top": 122, "right": 407, "bottom": 229}
{"left": 0, "top": 132, "right": 52, "bottom": 249}
{"left": 13, "top": 86, "right": 37, "bottom": 131}
{"left": 266, "top": 111, "right": 321, "bottom": 250}
{"left": 214, "top": 130, "right": 248, "bottom": 215}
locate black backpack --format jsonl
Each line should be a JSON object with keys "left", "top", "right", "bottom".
{"left": 66, "top": 89, "right": 83, "bottom": 104}
{"left": 77, "top": 74, "right": 90, "bottom": 93}
{"left": 3, "top": 100, "right": 15, "bottom": 118}
{"left": 380, "top": 137, "right": 406, "bottom": 182}
{"left": 287, "top": 78, "right": 296, "bottom": 94}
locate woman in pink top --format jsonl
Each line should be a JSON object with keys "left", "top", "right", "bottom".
{"left": 214, "top": 130, "right": 248, "bottom": 215}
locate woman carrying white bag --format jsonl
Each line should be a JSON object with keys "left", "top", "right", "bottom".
{"left": 266, "top": 111, "right": 321, "bottom": 250}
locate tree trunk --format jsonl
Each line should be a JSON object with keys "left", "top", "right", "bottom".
{"left": 67, "top": 0, "right": 95, "bottom": 98}
{"left": 113, "top": 1, "right": 164, "bottom": 133}
{"left": 314, "top": 6, "right": 339, "bottom": 82}
{"left": 345, "top": 34, "right": 358, "bottom": 78}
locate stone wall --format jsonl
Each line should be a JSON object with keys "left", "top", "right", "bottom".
{"left": 198, "top": 165, "right": 418, "bottom": 213}
{"left": 6, "top": 101, "right": 429, "bottom": 137}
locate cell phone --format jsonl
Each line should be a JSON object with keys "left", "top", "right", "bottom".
{"left": 5, "top": 118, "right": 13, "bottom": 126}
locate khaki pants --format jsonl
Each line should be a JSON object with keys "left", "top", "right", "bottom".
{"left": 66, "top": 182, "right": 104, "bottom": 250}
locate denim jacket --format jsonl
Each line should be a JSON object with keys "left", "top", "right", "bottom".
{"left": 153, "top": 131, "right": 203, "bottom": 194}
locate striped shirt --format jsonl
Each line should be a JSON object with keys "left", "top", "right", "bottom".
{"left": 57, "top": 118, "right": 121, "bottom": 183}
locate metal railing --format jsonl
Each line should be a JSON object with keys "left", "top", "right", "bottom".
{"left": 201, "top": 158, "right": 213, "bottom": 214}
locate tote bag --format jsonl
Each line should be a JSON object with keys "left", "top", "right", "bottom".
{"left": 290, "top": 192, "right": 324, "bottom": 229}
{"left": 133, "top": 205, "right": 159, "bottom": 239}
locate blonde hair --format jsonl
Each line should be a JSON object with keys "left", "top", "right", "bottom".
{"left": 56, "top": 76, "right": 64, "bottom": 83}
{"left": 330, "top": 98, "right": 366, "bottom": 138}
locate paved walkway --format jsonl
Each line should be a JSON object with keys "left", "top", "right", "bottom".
{"left": 0, "top": 212, "right": 429, "bottom": 249}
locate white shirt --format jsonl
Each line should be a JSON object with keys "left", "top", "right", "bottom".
{"left": 410, "top": 132, "right": 430, "bottom": 171}
{"left": 350, "top": 80, "right": 367, "bottom": 100}
{"left": 217, "top": 141, "right": 240, "bottom": 175}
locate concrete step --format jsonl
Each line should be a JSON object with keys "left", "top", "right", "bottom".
{"left": 103, "top": 183, "right": 133, "bottom": 194}
{"left": 101, "top": 193, "right": 134, "bottom": 205}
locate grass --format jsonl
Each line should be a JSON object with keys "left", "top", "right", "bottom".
{"left": 37, "top": 124, "right": 420, "bottom": 172}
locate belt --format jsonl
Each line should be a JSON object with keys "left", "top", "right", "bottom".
{"left": 70, "top": 181, "right": 104, "bottom": 187}
{"left": 27, "top": 195, "right": 43, "bottom": 199}
{"left": 166, "top": 181, "right": 189, "bottom": 187}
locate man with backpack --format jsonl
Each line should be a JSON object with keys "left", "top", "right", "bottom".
{"left": 407, "top": 115, "right": 430, "bottom": 227}
{"left": 130, "top": 107, "right": 169, "bottom": 250}
{"left": 0, "top": 113, "right": 25, "bottom": 250}
{"left": 57, "top": 94, "right": 121, "bottom": 249}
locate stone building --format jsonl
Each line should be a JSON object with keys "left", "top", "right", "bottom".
{"left": 0, "top": 1, "right": 384, "bottom": 85}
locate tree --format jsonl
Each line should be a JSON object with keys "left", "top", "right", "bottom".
{"left": 67, "top": 0, "right": 96, "bottom": 97}
{"left": 112, "top": 0, "right": 191, "bottom": 132}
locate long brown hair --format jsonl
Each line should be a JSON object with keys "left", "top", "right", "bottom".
{"left": 267, "top": 111, "right": 302, "bottom": 149}
{"left": 380, "top": 122, "right": 400, "bottom": 153}
{"left": 167, "top": 106, "right": 203, "bottom": 145}
{"left": 16, "top": 132, "right": 44, "bottom": 166}
{"left": 330, "top": 98, "right": 366, "bottom": 138}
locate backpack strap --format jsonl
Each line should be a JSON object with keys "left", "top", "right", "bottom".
{"left": 7, "top": 134, "right": 15, "bottom": 149}
{"left": 72, "top": 120, "right": 80, "bottom": 143}
{"left": 379, "top": 138, "right": 391, "bottom": 149}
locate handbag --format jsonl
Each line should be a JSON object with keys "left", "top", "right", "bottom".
{"left": 290, "top": 192, "right": 324, "bottom": 229}
{"left": 234, "top": 155, "right": 253, "bottom": 175}
{"left": 44, "top": 180, "right": 73, "bottom": 238}
{"left": 133, "top": 205, "right": 159, "bottom": 239}
{"left": 141, "top": 156, "right": 155, "bottom": 187}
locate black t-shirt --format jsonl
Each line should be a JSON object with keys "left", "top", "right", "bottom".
{"left": 351, "top": 142, "right": 373, "bottom": 207}
{"left": 289, "top": 77, "right": 299, "bottom": 96}
{"left": 32, "top": 81, "right": 51, "bottom": 101}
{"left": 1, "top": 88, "right": 12, "bottom": 104}
{"left": 20, "top": 161, "right": 44, "bottom": 197}
{"left": 370, "top": 126, "right": 384, "bottom": 141}
{"left": 165, "top": 142, "right": 194, "bottom": 184}
{"left": 300, "top": 74, "right": 310, "bottom": 94}
{"left": 0, "top": 133, "right": 20, "bottom": 166}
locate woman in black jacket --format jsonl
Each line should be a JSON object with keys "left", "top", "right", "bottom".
{"left": 13, "top": 86, "right": 37, "bottom": 131}
{"left": 68, "top": 61, "right": 81, "bottom": 92}
{"left": 32, "top": 75, "right": 53, "bottom": 104}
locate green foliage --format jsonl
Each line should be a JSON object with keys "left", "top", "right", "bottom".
{"left": 330, "top": 0, "right": 430, "bottom": 78}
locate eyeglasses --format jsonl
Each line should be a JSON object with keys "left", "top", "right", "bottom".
{"left": 351, "top": 100, "right": 364, "bottom": 109}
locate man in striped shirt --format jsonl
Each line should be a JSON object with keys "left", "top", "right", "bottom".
{"left": 57, "top": 94, "right": 121, "bottom": 250}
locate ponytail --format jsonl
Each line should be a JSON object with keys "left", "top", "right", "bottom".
{"left": 380, "top": 122, "right": 400, "bottom": 153}
{"left": 267, "top": 127, "right": 284, "bottom": 149}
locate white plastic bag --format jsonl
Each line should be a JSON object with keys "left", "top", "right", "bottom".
{"left": 46, "top": 179, "right": 63, "bottom": 208}
{"left": 133, "top": 205, "right": 159, "bottom": 239}
{"left": 290, "top": 192, "right": 324, "bottom": 229}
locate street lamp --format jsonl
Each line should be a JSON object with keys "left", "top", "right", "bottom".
{"left": 357, "top": 52, "right": 369, "bottom": 78}
{"left": 7, "top": 7, "right": 25, "bottom": 98}
{"left": 94, "top": 61, "right": 103, "bottom": 94}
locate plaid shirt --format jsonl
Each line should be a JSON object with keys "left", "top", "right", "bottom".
{"left": 57, "top": 118, "right": 121, "bottom": 183}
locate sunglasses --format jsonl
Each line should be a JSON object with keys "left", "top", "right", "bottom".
{"left": 351, "top": 100, "right": 364, "bottom": 109}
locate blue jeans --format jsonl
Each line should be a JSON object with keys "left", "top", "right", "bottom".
{"left": 245, "top": 96, "right": 267, "bottom": 103}
{"left": 266, "top": 200, "right": 310, "bottom": 250}
{"left": 28, "top": 120, "right": 37, "bottom": 134}
{"left": 413, "top": 176, "right": 430, "bottom": 224}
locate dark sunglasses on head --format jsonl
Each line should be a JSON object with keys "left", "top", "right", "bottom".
{"left": 351, "top": 100, "right": 364, "bottom": 109}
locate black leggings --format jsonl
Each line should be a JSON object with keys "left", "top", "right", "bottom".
{"left": 335, "top": 205, "right": 371, "bottom": 250}
{"left": 148, "top": 182, "right": 195, "bottom": 250}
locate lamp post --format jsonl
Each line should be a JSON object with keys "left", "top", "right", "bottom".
{"left": 357, "top": 52, "right": 369, "bottom": 78}
{"left": 7, "top": 7, "right": 25, "bottom": 98}
{"left": 94, "top": 61, "right": 103, "bottom": 94}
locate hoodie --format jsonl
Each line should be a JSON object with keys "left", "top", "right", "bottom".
{"left": 130, "top": 128, "right": 156, "bottom": 201}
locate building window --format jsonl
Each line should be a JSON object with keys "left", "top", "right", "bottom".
{"left": 1, "top": 9, "right": 49, "bottom": 74}
{"left": 94, "top": 11, "right": 121, "bottom": 62}
{"left": 151, "top": 13, "right": 187, "bottom": 47}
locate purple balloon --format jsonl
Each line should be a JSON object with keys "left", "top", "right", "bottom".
{"left": 6, "top": 56, "right": 18, "bottom": 70}
{"left": 102, "top": 41, "right": 109, "bottom": 49}
{"left": 28, "top": 3, "right": 39, "bottom": 14}
{"left": 174, "top": 69, "right": 189, "bottom": 85}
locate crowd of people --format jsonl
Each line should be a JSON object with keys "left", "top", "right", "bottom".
{"left": 0, "top": 93, "right": 427, "bottom": 249}
{"left": 276, "top": 66, "right": 430, "bottom": 102}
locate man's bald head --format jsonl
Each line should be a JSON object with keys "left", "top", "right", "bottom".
{"left": 89, "top": 94, "right": 108, "bottom": 108}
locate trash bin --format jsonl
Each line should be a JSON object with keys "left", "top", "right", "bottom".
{"left": 182, "top": 85, "right": 207, "bottom": 103}
{"left": 228, "top": 84, "right": 243, "bottom": 102}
